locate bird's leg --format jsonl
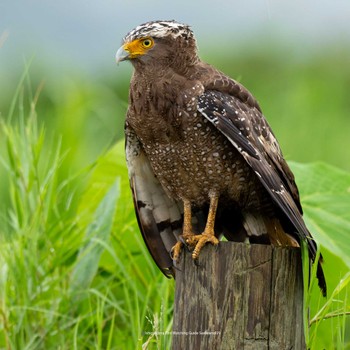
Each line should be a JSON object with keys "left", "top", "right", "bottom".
{"left": 171, "top": 199, "right": 194, "bottom": 262}
{"left": 189, "top": 191, "right": 220, "bottom": 260}
{"left": 171, "top": 193, "right": 220, "bottom": 262}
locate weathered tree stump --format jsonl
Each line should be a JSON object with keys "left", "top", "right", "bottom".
{"left": 172, "top": 242, "right": 305, "bottom": 349}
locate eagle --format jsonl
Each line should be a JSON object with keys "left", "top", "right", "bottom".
{"left": 116, "top": 20, "right": 326, "bottom": 296}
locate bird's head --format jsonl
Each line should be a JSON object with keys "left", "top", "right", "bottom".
{"left": 116, "top": 20, "right": 198, "bottom": 72}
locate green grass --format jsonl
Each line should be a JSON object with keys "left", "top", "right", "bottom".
{"left": 0, "top": 47, "right": 350, "bottom": 348}
{"left": 0, "top": 76, "right": 174, "bottom": 349}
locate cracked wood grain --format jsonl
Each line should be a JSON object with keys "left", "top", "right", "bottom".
{"left": 172, "top": 242, "right": 305, "bottom": 349}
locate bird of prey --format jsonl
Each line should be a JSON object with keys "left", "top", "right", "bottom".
{"left": 116, "top": 20, "right": 326, "bottom": 296}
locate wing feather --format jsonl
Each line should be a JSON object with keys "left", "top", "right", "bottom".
{"left": 197, "top": 91, "right": 309, "bottom": 245}
{"left": 125, "top": 124, "right": 182, "bottom": 277}
{"left": 197, "top": 89, "right": 326, "bottom": 296}
{"left": 198, "top": 90, "right": 324, "bottom": 258}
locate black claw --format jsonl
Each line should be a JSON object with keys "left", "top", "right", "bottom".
{"left": 179, "top": 236, "right": 192, "bottom": 251}
{"left": 170, "top": 246, "right": 179, "bottom": 260}
{"left": 172, "top": 264, "right": 182, "bottom": 272}
{"left": 179, "top": 235, "right": 186, "bottom": 244}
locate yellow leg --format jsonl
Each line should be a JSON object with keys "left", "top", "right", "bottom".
{"left": 191, "top": 192, "right": 220, "bottom": 260}
{"left": 171, "top": 193, "right": 220, "bottom": 262}
{"left": 171, "top": 199, "right": 193, "bottom": 262}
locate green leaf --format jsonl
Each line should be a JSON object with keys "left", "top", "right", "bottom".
{"left": 290, "top": 161, "right": 350, "bottom": 269}
{"left": 77, "top": 141, "right": 132, "bottom": 225}
{"left": 70, "top": 179, "right": 120, "bottom": 292}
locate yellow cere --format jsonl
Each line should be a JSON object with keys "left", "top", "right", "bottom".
{"left": 123, "top": 37, "right": 154, "bottom": 58}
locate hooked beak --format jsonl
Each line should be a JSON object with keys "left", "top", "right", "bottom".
{"left": 115, "top": 45, "right": 129, "bottom": 63}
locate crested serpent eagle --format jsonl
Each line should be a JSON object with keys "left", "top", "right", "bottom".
{"left": 116, "top": 20, "right": 326, "bottom": 296}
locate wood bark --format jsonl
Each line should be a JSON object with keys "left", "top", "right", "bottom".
{"left": 172, "top": 242, "right": 305, "bottom": 349}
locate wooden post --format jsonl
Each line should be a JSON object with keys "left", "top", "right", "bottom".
{"left": 172, "top": 242, "right": 305, "bottom": 349}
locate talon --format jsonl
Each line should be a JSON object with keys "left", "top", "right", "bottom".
{"left": 191, "top": 233, "right": 220, "bottom": 260}
{"left": 174, "top": 193, "right": 221, "bottom": 263}
{"left": 183, "top": 234, "right": 197, "bottom": 249}
{"left": 171, "top": 241, "right": 183, "bottom": 263}
{"left": 179, "top": 234, "right": 194, "bottom": 248}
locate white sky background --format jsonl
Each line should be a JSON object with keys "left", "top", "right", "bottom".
{"left": 1, "top": 0, "right": 350, "bottom": 77}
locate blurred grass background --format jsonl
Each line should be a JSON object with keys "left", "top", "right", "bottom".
{"left": 1, "top": 33, "right": 350, "bottom": 348}
{"left": 2, "top": 44, "right": 350, "bottom": 172}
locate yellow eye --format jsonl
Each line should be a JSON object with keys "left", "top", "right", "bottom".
{"left": 141, "top": 38, "right": 153, "bottom": 48}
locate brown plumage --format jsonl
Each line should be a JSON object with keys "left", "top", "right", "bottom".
{"left": 116, "top": 20, "right": 326, "bottom": 296}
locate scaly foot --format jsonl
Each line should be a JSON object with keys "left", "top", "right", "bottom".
{"left": 171, "top": 233, "right": 194, "bottom": 263}
{"left": 171, "top": 241, "right": 183, "bottom": 263}
{"left": 171, "top": 232, "right": 219, "bottom": 263}
{"left": 188, "top": 232, "right": 220, "bottom": 260}
{"left": 171, "top": 193, "right": 220, "bottom": 263}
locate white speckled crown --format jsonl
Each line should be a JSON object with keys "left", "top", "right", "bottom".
{"left": 123, "top": 20, "right": 194, "bottom": 42}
